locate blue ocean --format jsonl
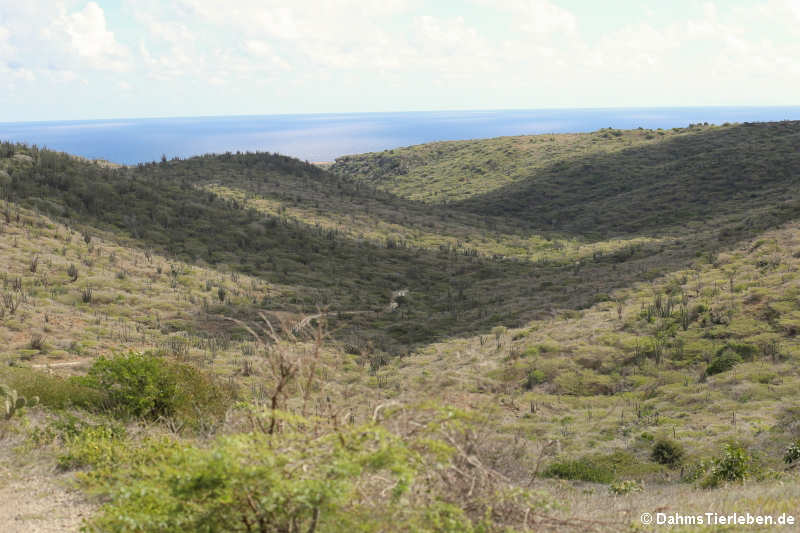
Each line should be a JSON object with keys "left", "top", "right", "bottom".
{"left": 2, "top": 107, "right": 799, "bottom": 165}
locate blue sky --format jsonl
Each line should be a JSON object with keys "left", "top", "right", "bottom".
{"left": 2, "top": 0, "right": 799, "bottom": 121}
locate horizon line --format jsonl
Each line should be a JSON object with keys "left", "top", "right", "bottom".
{"left": 4, "top": 104, "right": 800, "bottom": 126}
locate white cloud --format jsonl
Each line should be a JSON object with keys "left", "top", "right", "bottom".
{"left": 0, "top": 26, "right": 14, "bottom": 59}
{"left": 587, "top": 23, "right": 679, "bottom": 72}
{"left": 53, "top": 2, "right": 131, "bottom": 72}
{"left": 243, "top": 41, "right": 291, "bottom": 70}
{"left": 4, "top": 0, "right": 800, "bottom": 118}
{"left": 476, "top": 0, "right": 577, "bottom": 35}
{"left": 143, "top": 17, "right": 194, "bottom": 44}
{"left": 411, "top": 15, "right": 498, "bottom": 79}
{"left": 785, "top": 0, "right": 800, "bottom": 20}
{"left": 139, "top": 39, "right": 199, "bottom": 79}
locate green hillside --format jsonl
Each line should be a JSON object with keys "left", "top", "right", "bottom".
{"left": 3, "top": 122, "right": 800, "bottom": 532}
{"left": 332, "top": 121, "right": 800, "bottom": 238}
{"left": 2, "top": 140, "right": 750, "bottom": 354}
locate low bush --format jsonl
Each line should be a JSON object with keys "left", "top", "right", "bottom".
{"left": 57, "top": 424, "right": 127, "bottom": 471}
{"left": 544, "top": 451, "right": 658, "bottom": 483}
{"left": 784, "top": 440, "right": 800, "bottom": 465}
{"left": 700, "top": 443, "right": 754, "bottom": 488}
{"left": 608, "top": 479, "right": 643, "bottom": 495}
{"left": 72, "top": 419, "right": 502, "bottom": 533}
{"left": 651, "top": 438, "right": 685, "bottom": 467}
{"left": 524, "top": 368, "right": 546, "bottom": 389}
{"left": 705, "top": 348, "right": 742, "bottom": 376}
{"left": 543, "top": 457, "right": 616, "bottom": 483}
{"left": 77, "top": 351, "right": 233, "bottom": 427}
{"left": 0, "top": 366, "right": 103, "bottom": 410}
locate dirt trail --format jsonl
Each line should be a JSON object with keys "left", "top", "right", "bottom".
{"left": 0, "top": 450, "right": 94, "bottom": 532}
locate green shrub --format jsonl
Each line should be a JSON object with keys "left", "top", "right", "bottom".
{"left": 608, "top": 479, "right": 642, "bottom": 495}
{"left": 82, "top": 424, "right": 421, "bottom": 533}
{"left": 78, "top": 351, "right": 232, "bottom": 426}
{"left": 784, "top": 440, "right": 800, "bottom": 464}
{"left": 414, "top": 502, "right": 492, "bottom": 533}
{"left": 651, "top": 438, "right": 685, "bottom": 467}
{"left": 701, "top": 444, "right": 753, "bottom": 488}
{"left": 57, "top": 424, "right": 127, "bottom": 471}
{"left": 524, "top": 368, "right": 546, "bottom": 389}
{"left": 544, "top": 450, "right": 659, "bottom": 483}
{"left": 681, "top": 460, "right": 711, "bottom": 483}
{"left": 726, "top": 342, "right": 757, "bottom": 360}
{"left": 521, "top": 346, "right": 540, "bottom": 358}
{"left": 0, "top": 366, "right": 102, "bottom": 410}
{"left": 705, "top": 348, "right": 741, "bottom": 376}
{"left": 543, "top": 457, "right": 616, "bottom": 483}
{"left": 62, "top": 405, "right": 542, "bottom": 532}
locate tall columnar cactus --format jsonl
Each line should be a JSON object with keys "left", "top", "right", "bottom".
{"left": 1, "top": 383, "right": 38, "bottom": 420}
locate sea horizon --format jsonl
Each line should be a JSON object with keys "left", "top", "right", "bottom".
{"left": 2, "top": 105, "right": 800, "bottom": 165}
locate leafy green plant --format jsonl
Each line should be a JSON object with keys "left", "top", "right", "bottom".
{"left": 783, "top": 440, "right": 800, "bottom": 465}
{"left": 80, "top": 352, "right": 179, "bottom": 419}
{"left": 608, "top": 479, "right": 643, "bottom": 495}
{"left": 701, "top": 444, "right": 753, "bottom": 488}
{"left": 57, "top": 424, "right": 127, "bottom": 471}
{"left": 524, "top": 368, "right": 546, "bottom": 390}
{"left": 80, "top": 423, "right": 420, "bottom": 533}
{"left": 543, "top": 451, "right": 658, "bottom": 484}
{"left": 78, "top": 351, "right": 232, "bottom": 426}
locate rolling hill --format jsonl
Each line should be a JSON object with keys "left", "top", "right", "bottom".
{"left": 332, "top": 121, "right": 800, "bottom": 238}
{"left": 2, "top": 122, "right": 800, "bottom": 532}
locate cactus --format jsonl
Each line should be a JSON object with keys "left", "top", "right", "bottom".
{"left": 1, "top": 383, "right": 38, "bottom": 420}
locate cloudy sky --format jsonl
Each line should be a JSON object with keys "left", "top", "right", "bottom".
{"left": 2, "top": 0, "right": 800, "bottom": 121}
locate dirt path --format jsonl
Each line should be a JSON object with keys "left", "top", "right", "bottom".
{"left": 0, "top": 445, "right": 94, "bottom": 532}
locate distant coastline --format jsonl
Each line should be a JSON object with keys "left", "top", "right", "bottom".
{"left": 2, "top": 106, "right": 800, "bottom": 165}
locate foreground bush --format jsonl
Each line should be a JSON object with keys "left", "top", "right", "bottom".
{"left": 66, "top": 411, "right": 525, "bottom": 533}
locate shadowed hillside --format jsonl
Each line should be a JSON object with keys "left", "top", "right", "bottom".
{"left": 332, "top": 121, "right": 800, "bottom": 239}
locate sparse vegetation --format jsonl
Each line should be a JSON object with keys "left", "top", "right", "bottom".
{"left": 1, "top": 123, "right": 800, "bottom": 531}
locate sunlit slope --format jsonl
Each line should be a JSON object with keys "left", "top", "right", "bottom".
{"left": 385, "top": 218, "right": 800, "bottom": 484}
{"left": 332, "top": 121, "right": 800, "bottom": 238}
